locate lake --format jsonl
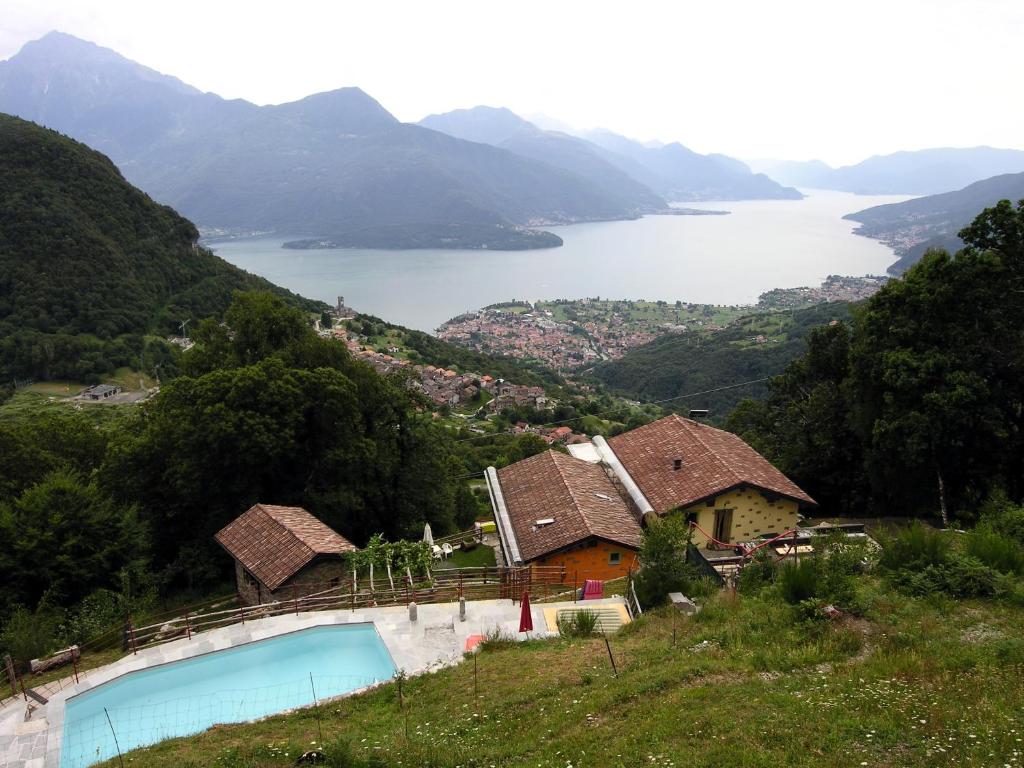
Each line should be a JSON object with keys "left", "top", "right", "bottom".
{"left": 210, "top": 189, "right": 911, "bottom": 333}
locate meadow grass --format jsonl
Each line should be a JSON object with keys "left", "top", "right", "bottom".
{"left": 96, "top": 581, "right": 1024, "bottom": 767}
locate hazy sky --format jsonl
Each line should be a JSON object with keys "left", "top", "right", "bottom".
{"left": 2, "top": 0, "right": 1021, "bottom": 166}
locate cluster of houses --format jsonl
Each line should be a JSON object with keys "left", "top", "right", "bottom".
{"left": 216, "top": 414, "right": 818, "bottom": 605}
{"left": 437, "top": 309, "right": 603, "bottom": 370}
{"left": 505, "top": 421, "right": 589, "bottom": 446}
{"left": 317, "top": 325, "right": 554, "bottom": 412}
{"left": 485, "top": 414, "right": 817, "bottom": 581}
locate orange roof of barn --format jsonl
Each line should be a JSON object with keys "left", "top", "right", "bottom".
{"left": 496, "top": 450, "right": 642, "bottom": 561}
{"left": 607, "top": 414, "right": 816, "bottom": 512}
{"left": 214, "top": 504, "right": 357, "bottom": 590}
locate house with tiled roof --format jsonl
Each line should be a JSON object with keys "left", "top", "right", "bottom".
{"left": 214, "top": 504, "right": 358, "bottom": 605}
{"left": 596, "top": 414, "right": 815, "bottom": 547}
{"left": 487, "top": 416, "right": 816, "bottom": 576}
{"left": 485, "top": 450, "right": 642, "bottom": 580}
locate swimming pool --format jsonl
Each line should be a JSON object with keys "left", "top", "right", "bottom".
{"left": 60, "top": 623, "right": 396, "bottom": 768}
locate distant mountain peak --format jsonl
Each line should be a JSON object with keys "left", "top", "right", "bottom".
{"left": 3, "top": 29, "right": 202, "bottom": 97}
{"left": 419, "top": 105, "right": 539, "bottom": 145}
{"left": 276, "top": 86, "right": 398, "bottom": 131}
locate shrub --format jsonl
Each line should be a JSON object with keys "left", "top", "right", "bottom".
{"left": 0, "top": 604, "right": 62, "bottom": 671}
{"left": 61, "top": 588, "right": 125, "bottom": 644}
{"left": 964, "top": 527, "right": 1024, "bottom": 575}
{"left": 633, "top": 516, "right": 702, "bottom": 608}
{"left": 814, "top": 534, "right": 872, "bottom": 607}
{"left": 737, "top": 549, "right": 777, "bottom": 594}
{"left": 557, "top": 609, "right": 599, "bottom": 638}
{"left": 778, "top": 559, "right": 820, "bottom": 604}
{"left": 978, "top": 494, "right": 1024, "bottom": 544}
{"left": 891, "top": 554, "right": 999, "bottom": 598}
{"left": 878, "top": 522, "right": 952, "bottom": 572}
{"left": 479, "top": 626, "right": 516, "bottom": 650}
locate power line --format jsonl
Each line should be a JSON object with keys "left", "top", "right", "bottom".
{"left": 450, "top": 375, "right": 774, "bottom": 445}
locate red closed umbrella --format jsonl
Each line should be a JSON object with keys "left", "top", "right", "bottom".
{"left": 518, "top": 590, "right": 533, "bottom": 633}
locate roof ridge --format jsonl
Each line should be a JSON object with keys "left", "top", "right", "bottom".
{"left": 255, "top": 503, "right": 316, "bottom": 559}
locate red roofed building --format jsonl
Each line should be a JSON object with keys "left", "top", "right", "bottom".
{"left": 606, "top": 414, "right": 815, "bottom": 546}
{"left": 215, "top": 504, "right": 358, "bottom": 605}
{"left": 485, "top": 450, "right": 641, "bottom": 580}
{"left": 488, "top": 415, "right": 817, "bottom": 576}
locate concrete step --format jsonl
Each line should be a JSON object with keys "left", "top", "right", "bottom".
{"left": 555, "top": 606, "right": 624, "bottom": 634}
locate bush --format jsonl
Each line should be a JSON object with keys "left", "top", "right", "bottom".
{"left": 892, "top": 553, "right": 999, "bottom": 598}
{"left": 0, "top": 604, "right": 62, "bottom": 671}
{"left": 779, "top": 559, "right": 819, "bottom": 604}
{"left": 633, "top": 516, "right": 702, "bottom": 608}
{"left": 737, "top": 549, "right": 777, "bottom": 594}
{"left": 964, "top": 527, "right": 1024, "bottom": 575}
{"left": 814, "top": 533, "right": 872, "bottom": 607}
{"left": 879, "top": 522, "right": 952, "bottom": 572}
{"left": 978, "top": 494, "right": 1024, "bottom": 544}
{"left": 556, "top": 609, "right": 599, "bottom": 638}
{"left": 61, "top": 588, "right": 125, "bottom": 645}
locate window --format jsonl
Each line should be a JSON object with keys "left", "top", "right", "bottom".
{"left": 673, "top": 458, "right": 683, "bottom": 471}
{"left": 685, "top": 511, "right": 699, "bottom": 526}
{"left": 608, "top": 551, "right": 622, "bottom": 565}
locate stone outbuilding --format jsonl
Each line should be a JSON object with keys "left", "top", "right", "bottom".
{"left": 214, "top": 504, "right": 358, "bottom": 605}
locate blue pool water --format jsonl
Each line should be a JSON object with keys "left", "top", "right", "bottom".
{"left": 60, "top": 624, "right": 396, "bottom": 768}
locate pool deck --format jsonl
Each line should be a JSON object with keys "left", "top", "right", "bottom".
{"left": 0, "top": 596, "right": 627, "bottom": 768}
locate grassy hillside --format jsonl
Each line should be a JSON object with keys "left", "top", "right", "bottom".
{"left": 97, "top": 586, "right": 1023, "bottom": 767}
{"left": 591, "top": 302, "right": 853, "bottom": 420}
{"left": 0, "top": 113, "right": 321, "bottom": 381}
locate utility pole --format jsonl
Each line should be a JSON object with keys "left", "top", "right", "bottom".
{"left": 179, "top": 319, "right": 191, "bottom": 338}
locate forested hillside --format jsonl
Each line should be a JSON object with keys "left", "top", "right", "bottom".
{"left": 844, "top": 172, "right": 1024, "bottom": 273}
{"left": 590, "top": 302, "right": 853, "bottom": 419}
{"left": 729, "top": 200, "right": 1024, "bottom": 519}
{"left": 0, "top": 113, "right": 319, "bottom": 381}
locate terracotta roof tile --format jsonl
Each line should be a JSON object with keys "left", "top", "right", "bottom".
{"left": 214, "top": 504, "right": 357, "bottom": 590}
{"left": 497, "top": 451, "right": 642, "bottom": 561}
{"left": 607, "top": 414, "right": 816, "bottom": 512}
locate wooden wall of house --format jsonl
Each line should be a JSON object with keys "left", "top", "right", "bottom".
{"left": 679, "top": 486, "right": 800, "bottom": 547}
{"left": 532, "top": 538, "right": 639, "bottom": 582}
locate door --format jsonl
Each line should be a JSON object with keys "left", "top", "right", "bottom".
{"left": 713, "top": 508, "right": 733, "bottom": 543}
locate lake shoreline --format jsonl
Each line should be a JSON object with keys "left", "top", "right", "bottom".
{"left": 211, "top": 190, "right": 911, "bottom": 333}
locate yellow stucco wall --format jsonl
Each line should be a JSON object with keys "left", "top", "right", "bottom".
{"left": 675, "top": 486, "right": 800, "bottom": 546}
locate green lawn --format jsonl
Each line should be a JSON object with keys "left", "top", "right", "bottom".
{"left": 0, "top": 390, "right": 139, "bottom": 427}
{"left": 96, "top": 581, "right": 1024, "bottom": 767}
{"left": 433, "top": 544, "right": 497, "bottom": 569}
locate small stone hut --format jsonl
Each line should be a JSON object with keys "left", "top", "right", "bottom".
{"left": 214, "top": 504, "right": 358, "bottom": 605}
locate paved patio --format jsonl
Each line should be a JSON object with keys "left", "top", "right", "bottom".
{"left": 0, "top": 596, "right": 627, "bottom": 768}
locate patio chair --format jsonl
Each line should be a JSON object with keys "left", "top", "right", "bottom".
{"left": 441, "top": 542, "right": 454, "bottom": 558}
{"left": 432, "top": 544, "right": 443, "bottom": 560}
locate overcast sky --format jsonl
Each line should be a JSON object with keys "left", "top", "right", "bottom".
{"left": 1, "top": 0, "right": 1021, "bottom": 167}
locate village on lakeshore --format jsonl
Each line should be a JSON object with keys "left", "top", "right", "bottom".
{"left": 436, "top": 275, "right": 888, "bottom": 370}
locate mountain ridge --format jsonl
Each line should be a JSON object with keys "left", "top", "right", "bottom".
{"left": 420, "top": 106, "right": 801, "bottom": 203}
{"left": 0, "top": 33, "right": 651, "bottom": 249}
{"left": 844, "top": 171, "right": 1024, "bottom": 273}
{"left": 766, "top": 147, "right": 1024, "bottom": 195}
